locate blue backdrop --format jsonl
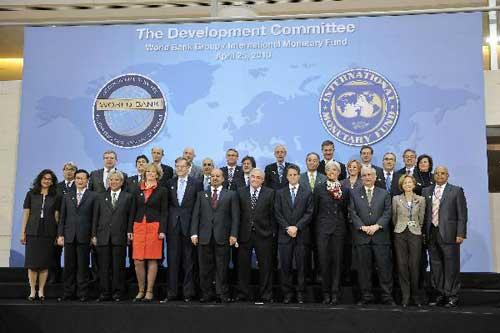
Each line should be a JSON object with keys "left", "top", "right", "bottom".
{"left": 13, "top": 12, "right": 490, "bottom": 271}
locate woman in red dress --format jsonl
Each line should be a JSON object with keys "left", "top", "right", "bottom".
{"left": 128, "top": 163, "right": 168, "bottom": 302}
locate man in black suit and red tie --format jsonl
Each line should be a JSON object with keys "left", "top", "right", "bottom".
{"left": 317, "top": 140, "right": 346, "bottom": 180}
{"left": 92, "top": 170, "right": 135, "bottom": 302}
{"left": 151, "top": 147, "right": 174, "bottom": 188}
{"left": 191, "top": 168, "right": 239, "bottom": 303}
{"left": 264, "top": 144, "right": 293, "bottom": 190}
{"left": 236, "top": 168, "right": 275, "bottom": 303}
{"left": 423, "top": 166, "right": 467, "bottom": 308}
{"left": 57, "top": 169, "right": 97, "bottom": 302}
{"left": 162, "top": 157, "right": 203, "bottom": 303}
{"left": 50, "top": 161, "right": 78, "bottom": 284}
{"left": 275, "top": 165, "right": 313, "bottom": 304}
{"left": 221, "top": 148, "right": 245, "bottom": 191}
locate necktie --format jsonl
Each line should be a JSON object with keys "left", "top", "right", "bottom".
{"left": 432, "top": 186, "right": 442, "bottom": 227}
{"left": 406, "top": 169, "right": 411, "bottom": 175}
{"left": 386, "top": 172, "right": 392, "bottom": 192}
{"left": 309, "top": 173, "right": 316, "bottom": 192}
{"left": 278, "top": 164, "right": 284, "bottom": 182}
{"left": 291, "top": 186, "right": 296, "bottom": 205}
{"left": 251, "top": 190, "right": 258, "bottom": 210}
{"left": 366, "top": 188, "right": 373, "bottom": 205}
{"left": 112, "top": 192, "right": 117, "bottom": 208}
{"left": 77, "top": 191, "right": 82, "bottom": 206}
{"left": 228, "top": 168, "right": 234, "bottom": 184}
{"left": 211, "top": 188, "right": 218, "bottom": 209}
{"left": 178, "top": 178, "right": 186, "bottom": 205}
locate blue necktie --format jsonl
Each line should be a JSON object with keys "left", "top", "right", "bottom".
{"left": 291, "top": 186, "right": 296, "bottom": 205}
{"left": 178, "top": 178, "right": 186, "bottom": 205}
{"left": 386, "top": 172, "right": 392, "bottom": 193}
{"left": 278, "top": 164, "right": 284, "bottom": 182}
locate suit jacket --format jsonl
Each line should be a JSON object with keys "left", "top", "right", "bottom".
{"left": 340, "top": 177, "right": 363, "bottom": 192}
{"left": 198, "top": 174, "right": 212, "bottom": 191}
{"left": 264, "top": 162, "right": 294, "bottom": 190}
{"left": 23, "top": 191, "right": 61, "bottom": 237}
{"left": 375, "top": 170, "right": 402, "bottom": 196}
{"left": 166, "top": 176, "right": 203, "bottom": 236}
{"left": 57, "top": 180, "right": 75, "bottom": 195}
{"left": 221, "top": 165, "right": 246, "bottom": 191}
{"left": 191, "top": 188, "right": 240, "bottom": 245}
{"left": 392, "top": 194, "right": 425, "bottom": 235}
{"left": 313, "top": 183, "right": 349, "bottom": 236}
{"left": 317, "top": 160, "right": 347, "bottom": 180}
{"left": 159, "top": 163, "right": 174, "bottom": 188}
{"left": 132, "top": 185, "right": 168, "bottom": 234}
{"left": 238, "top": 186, "right": 275, "bottom": 243}
{"left": 349, "top": 186, "right": 392, "bottom": 245}
{"left": 58, "top": 189, "right": 97, "bottom": 244}
{"left": 422, "top": 183, "right": 468, "bottom": 243}
{"left": 189, "top": 164, "right": 203, "bottom": 179}
{"left": 89, "top": 168, "right": 128, "bottom": 193}
{"left": 299, "top": 171, "right": 327, "bottom": 193}
{"left": 275, "top": 185, "right": 313, "bottom": 244}
{"left": 126, "top": 175, "right": 141, "bottom": 195}
{"left": 92, "top": 190, "right": 135, "bottom": 246}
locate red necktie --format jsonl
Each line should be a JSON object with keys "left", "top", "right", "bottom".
{"left": 211, "top": 188, "right": 218, "bottom": 209}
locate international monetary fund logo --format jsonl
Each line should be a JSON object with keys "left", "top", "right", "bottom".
{"left": 319, "top": 68, "right": 399, "bottom": 146}
{"left": 93, "top": 74, "right": 167, "bottom": 148}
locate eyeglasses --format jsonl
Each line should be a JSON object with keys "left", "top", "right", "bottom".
{"left": 203, "top": 163, "right": 213, "bottom": 166}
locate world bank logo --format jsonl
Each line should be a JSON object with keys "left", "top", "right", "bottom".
{"left": 93, "top": 74, "right": 167, "bottom": 148}
{"left": 319, "top": 68, "right": 399, "bottom": 146}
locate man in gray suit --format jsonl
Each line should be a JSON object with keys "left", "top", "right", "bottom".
{"left": 299, "top": 152, "right": 326, "bottom": 283}
{"left": 191, "top": 168, "right": 239, "bottom": 303}
{"left": 349, "top": 166, "right": 394, "bottom": 305}
{"left": 423, "top": 166, "right": 467, "bottom": 308}
{"left": 183, "top": 147, "right": 203, "bottom": 179}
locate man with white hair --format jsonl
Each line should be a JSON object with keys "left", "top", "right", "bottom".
{"left": 349, "top": 166, "right": 394, "bottom": 306}
{"left": 183, "top": 147, "right": 203, "bottom": 179}
{"left": 264, "top": 144, "right": 294, "bottom": 190}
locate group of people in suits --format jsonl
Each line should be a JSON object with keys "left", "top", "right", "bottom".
{"left": 20, "top": 141, "right": 468, "bottom": 309}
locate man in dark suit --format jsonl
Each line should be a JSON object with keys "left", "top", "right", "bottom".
{"left": 199, "top": 158, "right": 215, "bottom": 191}
{"left": 349, "top": 166, "right": 395, "bottom": 305}
{"left": 423, "top": 166, "right": 467, "bottom": 308}
{"left": 183, "top": 147, "right": 203, "bottom": 179}
{"left": 162, "top": 157, "right": 203, "bottom": 302}
{"left": 299, "top": 152, "right": 327, "bottom": 283}
{"left": 151, "top": 147, "right": 174, "bottom": 188}
{"left": 359, "top": 145, "right": 385, "bottom": 184}
{"left": 241, "top": 156, "right": 256, "bottom": 188}
{"left": 396, "top": 149, "right": 417, "bottom": 177}
{"left": 88, "top": 150, "right": 128, "bottom": 283}
{"left": 264, "top": 144, "right": 294, "bottom": 190}
{"left": 375, "top": 152, "right": 402, "bottom": 196}
{"left": 317, "top": 140, "right": 346, "bottom": 180}
{"left": 92, "top": 170, "right": 135, "bottom": 302}
{"left": 57, "top": 169, "right": 97, "bottom": 302}
{"left": 191, "top": 168, "right": 239, "bottom": 303}
{"left": 221, "top": 148, "right": 245, "bottom": 191}
{"left": 50, "top": 162, "right": 78, "bottom": 284}
{"left": 236, "top": 168, "right": 275, "bottom": 303}
{"left": 275, "top": 165, "right": 313, "bottom": 304}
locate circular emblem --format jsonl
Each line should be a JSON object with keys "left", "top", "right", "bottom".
{"left": 319, "top": 68, "right": 399, "bottom": 146}
{"left": 93, "top": 74, "right": 167, "bottom": 148}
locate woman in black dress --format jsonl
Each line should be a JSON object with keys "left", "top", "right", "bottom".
{"left": 20, "top": 169, "right": 61, "bottom": 301}
{"left": 413, "top": 154, "right": 434, "bottom": 195}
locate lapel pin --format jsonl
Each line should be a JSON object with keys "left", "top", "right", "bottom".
{"left": 171, "top": 186, "right": 174, "bottom": 190}
{"left": 105, "top": 198, "right": 108, "bottom": 201}
{"left": 205, "top": 193, "right": 208, "bottom": 198}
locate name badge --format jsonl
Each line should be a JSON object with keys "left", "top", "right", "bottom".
{"left": 408, "top": 221, "right": 417, "bottom": 228}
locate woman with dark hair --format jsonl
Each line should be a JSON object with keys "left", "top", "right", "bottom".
{"left": 413, "top": 154, "right": 434, "bottom": 195}
{"left": 20, "top": 169, "right": 61, "bottom": 301}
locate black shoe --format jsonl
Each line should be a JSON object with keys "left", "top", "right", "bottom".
{"left": 79, "top": 296, "right": 88, "bottom": 302}
{"left": 402, "top": 302, "right": 409, "bottom": 308}
{"left": 429, "top": 295, "right": 447, "bottom": 307}
{"left": 27, "top": 295, "right": 36, "bottom": 302}
{"left": 112, "top": 294, "right": 121, "bottom": 302}
{"left": 39, "top": 296, "right": 45, "bottom": 303}
{"left": 96, "top": 295, "right": 110, "bottom": 302}
{"left": 330, "top": 295, "right": 339, "bottom": 306}
{"left": 283, "top": 295, "right": 293, "bottom": 304}
{"left": 160, "top": 295, "right": 177, "bottom": 303}
{"left": 357, "top": 298, "right": 371, "bottom": 306}
{"left": 297, "top": 293, "right": 305, "bottom": 304}
{"left": 445, "top": 298, "right": 458, "bottom": 308}
{"left": 57, "top": 296, "right": 71, "bottom": 302}
{"left": 200, "top": 295, "right": 214, "bottom": 303}
{"left": 382, "top": 298, "right": 396, "bottom": 306}
{"left": 219, "top": 297, "right": 232, "bottom": 303}
{"left": 184, "top": 297, "right": 193, "bottom": 303}
{"left": 322, "top": 295, "right": 331, "bottom": 304}
{"left": 262, "top": 297, "right": 274, "bottom": 304}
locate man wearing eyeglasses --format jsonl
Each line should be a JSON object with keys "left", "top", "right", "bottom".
{"left": 376, "top": 152, "right": 401, "bottom": 196}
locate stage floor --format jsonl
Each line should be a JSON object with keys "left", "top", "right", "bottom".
{"left": 1, "top": 300, "right": 500, "bottom": 333}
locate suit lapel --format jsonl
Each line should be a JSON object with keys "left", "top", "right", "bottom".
{"left": 105, "top": 192, "right": 114, "bottom": 211}
{"left": 180, "top": 179, "right": 192, "bottom": 206}
{"left": 439, "top": 184, "right": 450, "bottom": 207}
